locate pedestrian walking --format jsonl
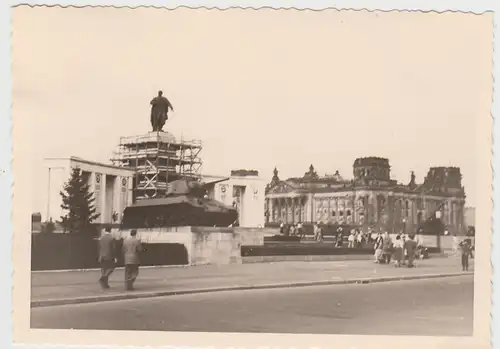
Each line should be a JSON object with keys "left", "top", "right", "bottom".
{"left": 404, "top": 234, "right": 418, "bottom": 268}
{"left": 393, "top": 235, "right": 404, "bottom": 267}
{"left": 382, "top": 231, "right": 393, "bottom": 264}
{"left": 357, "top": 231, "right": 364, "bottom": 248}
{"left": 348, "top": 231, "right": 355, "bottom": 248}
{"left": 98, "top": 227, "right": 117, "bottom": 289}
{"left": 459, "top": 238, "right": 472, "bottom": 271}
{"left": 336, "top": 227, "right": 344, "bottom": 247}
{"left": 123, "top": 229, "right": 143, "bottom": 291}
{"left": 297, "top": 222, "right": 305, "bottom": 239}
{"left": 452, "top": 234, "right": 459, "bottom": 256}
{"left": 314, "top": 222, "right": 324, "bottom": 243}
{"left": 373, "top": 232, "right": 383, "bottom": 263}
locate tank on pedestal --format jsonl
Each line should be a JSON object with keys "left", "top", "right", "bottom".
{"left": 120, "top": 178, "right": 238, "bottom": 228}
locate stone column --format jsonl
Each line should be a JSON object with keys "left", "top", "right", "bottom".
{"left": 268, "top": 198, "right": 273, "bottom": 223}
{"left": 100, "top": 174, "right": 107, "bottom": 224}
{"left": 277, "top": 198, "right": 282, "bottom": 222}
{"left": 93, "top": 172, "right": 102, "bottom": 224}
{"left": 371, "top": 194, "right": 378, "bottom": 224}
{"left": 308, "top": 193, "right": 314, "bottom": 223}
{"left": 299, "top": 197, "right": 303, "bottom": 222}
{"left": 127, "top": 176, "right": 133, "bottom": 206}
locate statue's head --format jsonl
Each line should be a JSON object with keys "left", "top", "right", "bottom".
{"left": 158, "top": 90, "right": 163, "bottom": 96}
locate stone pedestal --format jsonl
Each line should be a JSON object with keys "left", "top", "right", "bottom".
{"left": 114, "top": 226, "right": 264, "bottom": 266}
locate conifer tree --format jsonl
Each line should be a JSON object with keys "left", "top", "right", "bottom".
{"left": 59, "top": 168, "right": 100, "bottom": 234}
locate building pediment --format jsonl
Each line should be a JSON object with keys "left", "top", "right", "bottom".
{"left": 267, "top": 181, "right": 297, "bottom": 194}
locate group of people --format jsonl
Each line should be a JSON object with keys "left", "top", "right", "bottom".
{"left": 98, "top": 228, "right": 143, "bottom": 290}
{"left": 372, "top": 232, "right": 419, "bottom": 267}
{"left": 280, "top": 222, "right": 306, "bottom": 239}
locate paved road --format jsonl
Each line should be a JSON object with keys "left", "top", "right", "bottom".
{"left": 31, "top": 275, "right": 473, "bottom": 336}
{"left": 31, "top": 257, "right": 471, "bottom": 302}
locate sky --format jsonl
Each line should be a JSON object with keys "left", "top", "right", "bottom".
{"left": 11, "top": 7, "right": 492, "bottom": 214}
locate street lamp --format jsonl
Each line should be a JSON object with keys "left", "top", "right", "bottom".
{"left": 46, "top": 166, "right": 66, "bottom": 222}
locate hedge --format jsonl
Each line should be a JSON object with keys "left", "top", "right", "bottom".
{"left": 242, "top": 245, "right": 374, "bottom": 257}
{"left": 242, "top": 244, "right": 441, "bottom": 257}
{"left": 31, "top": 233, "right": 188, "bottom": 271}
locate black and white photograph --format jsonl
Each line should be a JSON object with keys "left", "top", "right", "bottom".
{"left": 11, "top": 5, "right": 493, "bottom": 349}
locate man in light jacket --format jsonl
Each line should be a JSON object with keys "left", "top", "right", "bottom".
{"left": 98, "top": 227, "right": 116, "bottom": 289}
{"left": 123, "top": 229, "right": 142, "bottom": 290}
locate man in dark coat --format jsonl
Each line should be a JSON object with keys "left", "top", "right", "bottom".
{"left": 404, "top": 234, "right": 418, "bottom": 268}
{"left": 459, "top": 238, "right": 473, "bottom": 271}
{"left": 150, "top": 90, "right": 174, "bottom": 132}
{"left": 98, "top": 227, "right": 116, "bottom": 288}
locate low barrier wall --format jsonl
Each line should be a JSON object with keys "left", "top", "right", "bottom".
{"left": 31, "top": 229, "right": 453, "bottom": 271}
{"left": 115, "top": 226, "right": 242, "bottom": 266}
{"left": 31, "top": 234, "right": 189, "bottom": 271}
{"left": 235, "top": 227, "right": 276, "bottom": 246}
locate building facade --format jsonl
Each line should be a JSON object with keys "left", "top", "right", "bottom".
{"left": 464, "top": 206, "right": 476, "bottom": 228}
{"left": 265, "top": 157, "right": 467, "bottom": 235}
{"left": 203, "top": 170, "right": 266, "bottom": 228}
{"left": 44, "top": 157, "right": 135, "bottom": 224}
{"left": 44, "top": 157, "right": 265, "bottom": 228}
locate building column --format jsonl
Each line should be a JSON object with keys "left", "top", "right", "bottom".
{"left": 127, "top": 175, "right": 133, "bottom": 206}
{"left": 298, "top": 197, "right": 302, "bottom": 222}
{"left": 93, "top": 172, "right": 102, "bottom": 224}
{"left": 268, "top": 198, "right": 273, "bottom": 223}
{"left": 292, "top": 198, "right": 298, "bottom": 223}
{"left": 100, "top": 174, "right": 107, "bottom": 224}
{"left": 112, "top": 176, "right": 121, "bottom": 223}
{"left": 335, "top": 197, "right": 339, "bottom": 224}
{"left": 371, "top": 194, "right": 378, "bottom": 224}
{"left": 281, "top": 198, "right": 285, "bottom": 223}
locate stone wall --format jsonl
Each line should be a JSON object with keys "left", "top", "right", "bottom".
{"left": 114, "top": 226, "right": 243, "bottom": 266}
{"left": 235, "top": 227, "right": 276, "bottom": 246}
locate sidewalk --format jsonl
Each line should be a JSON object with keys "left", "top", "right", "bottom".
{"left": 31, "top": 256, "right": 473, "bottom": 307}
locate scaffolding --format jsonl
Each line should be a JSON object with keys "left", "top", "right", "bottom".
{"left": 111, "top": 131, "right": 202, "bottom": 200}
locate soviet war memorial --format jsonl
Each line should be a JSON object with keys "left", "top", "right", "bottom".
{"left": 28, "top": 90, "right": 477, "bottom": 336}
{"left": 12, "top": 6, "right": 492, "bottom": 348}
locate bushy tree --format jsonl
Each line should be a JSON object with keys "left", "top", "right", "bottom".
{"left": 59, "top": 168, "right": 100, "bottom": 234}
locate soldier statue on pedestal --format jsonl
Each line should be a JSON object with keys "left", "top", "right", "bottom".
{"left": 150, "top": 90, "right": 174, "bottom": 132}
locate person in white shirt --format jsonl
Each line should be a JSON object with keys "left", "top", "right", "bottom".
{"left": 348, "top": 232, "right": 355, "bottom": 248}
{"left": 356, "top": 231, "right": 363, "bottom": 247}
{"left": 452, "top": 234, "right": 459, "bottom": 255}
{"left": 393, "top": 235, "right": 404, "bottom": 267}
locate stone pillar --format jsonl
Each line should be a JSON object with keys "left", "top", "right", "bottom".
{"left": 127, "top": 175, "right": 133, "bottom": 206}
{"left": 276, "top": 198, "right": 281, "bottom": 222}
{"left": 276, "top": 198, "right": 281, "bottom": 223}
{"left": 268, "top": 198, "right": 273, "bottom": 223}
{"left": 298, "top": 197, "right": 303, "bottom": 222}
{"left": 307, "top": 193, "right": 314, "bottom": 223}
{"left": 284, "top": 198, "right": 289, "bottom": 223}
{"left": 292, "top": 198, "right": 298, "bottom": 223}
{"left": 371, "top": 194, "right": 378, "bottom": 224}
{"left": 100, "top": 174, "right": 107, "bottom": 223}
{"left": 93, "top": 172, "right": 102, "bottom": 223}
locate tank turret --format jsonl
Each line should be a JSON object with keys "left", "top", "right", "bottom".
{"left": 121, "top": 178, "right": 238, "bottom": 229}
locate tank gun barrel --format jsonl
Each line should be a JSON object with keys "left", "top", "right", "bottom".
{"left": 202, "top": 178, "right": 230, "bottom": 187}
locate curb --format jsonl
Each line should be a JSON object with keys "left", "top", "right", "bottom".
{"left": 32, "top": 264, "right": 190, "bottom": 273}
{"left": 31, "top": 271, "right": 473, "bottom": 308}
